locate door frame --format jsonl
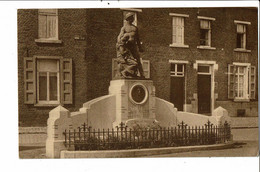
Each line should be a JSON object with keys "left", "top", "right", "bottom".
{"left": 194, "top": 60, "right": 218, "bottom": 114}
{"left": 169, "top": 60, "right": 189, "bottom": 111}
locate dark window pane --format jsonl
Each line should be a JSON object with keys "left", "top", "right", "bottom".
{"left": 198, "top": 65, "right": 210, "bottom": 73}
{"left": 39, "top": 72, "right": 47, "bottom": 101}
{"left": 200, "top": 29, "right": 208, "bottom": 45}
{"left": 49, "top": 72, "right": 58, "bottom": 101}
{"left": 237, "top": 34, "right": 243, "bottom": 48}
{"left": 171, "top": 64, "right": 175, "bottom": 71}
{"left": 177, "top": 64, "right": 183, "bottom": 72}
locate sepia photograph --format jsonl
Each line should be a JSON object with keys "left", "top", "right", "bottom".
{"left": 0, "top": 1, "right": 258, "bottom": 172}
{"left": 17, "top": 6, "right": 259, "bottom": 159}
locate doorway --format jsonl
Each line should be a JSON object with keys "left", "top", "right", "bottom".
{"left": 170, "top": 63, "right": 185, "bottom": 111}
{"left": 197, "top": 65, "right": 212, "bottom": 114}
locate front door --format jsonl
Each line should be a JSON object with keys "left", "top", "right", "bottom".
{"left": 170, "top": 77, "right": 184, "bottom": 111}
{"left": 197, "top": 65, "right": 211, "bottom": 114}
{"left": 170, "top": 63, "right": 185, "bottom": 111}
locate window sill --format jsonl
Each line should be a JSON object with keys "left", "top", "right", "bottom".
{"left": 234, "top": 48, "right": 251, "bottom": 53}
{"left": 233, "top": 98, "right": 250, "bottom": 102}
{"left": 169, "top": 44, "right": 189, "bottom": 48}
{"left": 197, "top": 46, "right": 216, "bottom": 50}
{"left": 35, "top": 39, "right": 62, "bottom": 44}
{"left": 34, "top": 103, "right": 60, "bottom": 107}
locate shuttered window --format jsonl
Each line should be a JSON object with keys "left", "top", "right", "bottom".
{"left": 172, "top": 17, "right": 184, "bottom": 45}
{"left": 141, "top": 59, "right": 150, "bottom": 78}
{"left": 23, "top": 56, "right": 73, "bottom": 105}
{"left": 37, "top": 59, "right": 59, "bottom": 104}
{"left": 228, "top": 64, "right": 256, "bottom": 100}
{"left": 38, "top": 9, "right": 58, "bottom": 40}
{"left": 111, "top": 58, "right": 150, "bottom": 79}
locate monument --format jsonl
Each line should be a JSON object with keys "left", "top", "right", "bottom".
{"left": 111, "top": 12, "right": 157, "bottom": 128}
{"left": 45, "top": 12, "right": 231, "bottom": 158}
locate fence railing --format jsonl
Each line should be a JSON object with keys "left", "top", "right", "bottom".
{"left": 63, "top": 121, "right": 232, "bottom": 151}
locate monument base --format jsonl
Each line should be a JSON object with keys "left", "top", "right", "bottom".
{"left": 109, "top": 79, "right": 156, "bottom": 128}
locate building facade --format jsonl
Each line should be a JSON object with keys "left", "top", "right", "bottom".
{"left": 18, "top": 8, "right": 258, "bottom": 126}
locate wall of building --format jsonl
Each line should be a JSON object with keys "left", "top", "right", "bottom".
{"left": 18, "top": 8, "right": 258, "bottom": 126}
{"left": 18, "top": 9, "right": 89, "bottom": 126}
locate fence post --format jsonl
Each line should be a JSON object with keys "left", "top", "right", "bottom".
{"left": 108, "top": 128, "right": 110, "bottom": 149}
{"left": 46, "top": 106, "right": 72, "bottom": 158}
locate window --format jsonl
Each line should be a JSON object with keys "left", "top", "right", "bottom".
{"left": 228, "top": 63, "right": 256, "bottom": 101}
{"left": 234, "top": 20, "right": 251, "bottom": 52}
{"left": 197, "top": 16, "right": 216, "bottom": 50}
{"left": 35, "top": 9, "right": 61, "bottom": 43}
{"left": 169, "top": 13, "right": 189, "bottom": 48}
{"left": 236, "top": 24, "right": 246, "bottom": 49}
{"left": 200, "top": 20, "right": 211, "bottom": 46}
{"left": 172, "top": 17, "right": 184, "bottom": 45}
{"left": 170, "top": 63, "right": 185, "bottom": 77}
{"left": 37, "top": 59, "right": 59, "bottom": 104}
{"left": 197, "top": 65, "right": 211, "bottom": 75}
{"left": 112, "top": 58, "right": 150, "bottom": 79}
{"left": 24, "top": 56, "right": 73, "bottom": 105}
{"left": 123, "top": 11, "right": 137, "bottom": 26}
{"left": 121, "top": 8, "right": 142, "bottom": 26}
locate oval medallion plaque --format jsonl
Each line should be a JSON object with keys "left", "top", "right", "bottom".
{"left": 129, "top": 83, "right": 148, "bottom": 105}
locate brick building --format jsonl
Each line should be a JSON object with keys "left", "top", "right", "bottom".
{"left": 18, "top": 8, "right": 258, "bottom": 127}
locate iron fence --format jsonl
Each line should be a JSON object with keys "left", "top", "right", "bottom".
{"left": 63, "top": 121, "right": 232, "bottom": 151}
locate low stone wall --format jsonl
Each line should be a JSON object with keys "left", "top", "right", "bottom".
{"left": 45, "top": 95, "right": 116, "bottom": 158}
{"left": 176, "top": 111, "right": 218, "bottom": 127}
{"left": 155, "top": 97, "right": 178, "bottom": 127}
{"left": 60, "top": 142, "right": 235, "bottom": 158}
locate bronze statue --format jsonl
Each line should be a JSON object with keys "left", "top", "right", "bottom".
{"left": 115, "top": 12, "right": 145, "bottom": 78}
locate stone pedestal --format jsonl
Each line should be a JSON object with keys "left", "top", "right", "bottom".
{"left": 109, "top": 79, "right": 156, "bottom": 128}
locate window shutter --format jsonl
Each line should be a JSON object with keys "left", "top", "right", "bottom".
{"left": 249, "top": 66, "right": 256, "bottom": 99}
{"left": 61, "top": 58, "right": 73, "bottom": 104}
{"left": 141, "top": 59, "right": 150, "bottom": 78}
{"left": 228, "top": 64, "right": 235, "bottom": 99}
{"left": 112, "top": 58, "right": 118, "bottom": 79}
{"left": 24, "top": 57, "right": 35, "bottom": 104}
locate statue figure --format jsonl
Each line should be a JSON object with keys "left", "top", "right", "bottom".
{"left": 115, "top": 12, "right": 145, "bottom": 78}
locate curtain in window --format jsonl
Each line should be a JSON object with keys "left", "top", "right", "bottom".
{"left": 237, "top": 24, "right": 246, "bottom": 33}
{"left": 200, "top": 20, "right": 210, "bottom": 29}
{"left": 38, "top": 9, "right": 57, "bottom": 39}
{"left": 172, "top": 17, "right": 184, "bottom": 44}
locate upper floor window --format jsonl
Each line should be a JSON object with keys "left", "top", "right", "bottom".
{"left": 234, "top": 20, "right": 251, "bottom": 52}
{"left": 197, "top": 16, "right": 216, "bottom": 50}
{"left": 200, "top": 20, "right": 211, "bottom": 46}
{"left": 169, "top": 13, "right": 189, "bottom": 48}
{"left": 35, "top": 9, "right": 61, "bottom": 43}
{"left": 236, "top": 24, "right": 246, "bottom": 49}
{"left": 121, "top": 8, "right": 142, "bottom": 26}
